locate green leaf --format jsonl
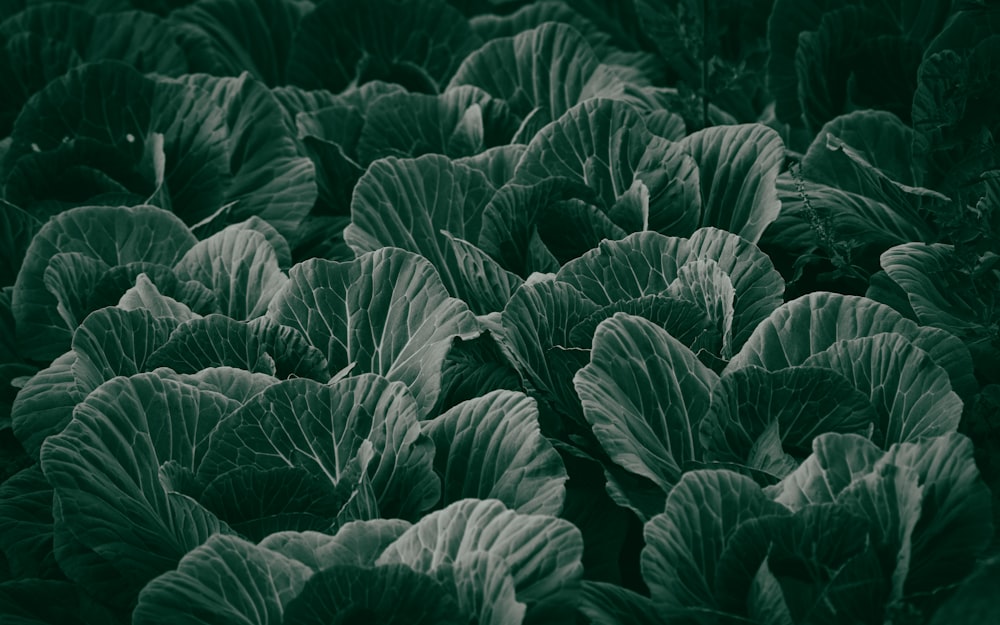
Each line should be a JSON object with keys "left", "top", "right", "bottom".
{"left": 117, "top": 272, "right": 199, "bottom": 322}
{"left": 727, "top": 292, "right": 971, "bottom": 386}
{"left": 344, "top": 155, "right": 496, "bottom": 304}
{"left": 701, "top": 366, "right": 877, "bottom": 478}
{"left": 282, "top": 564, "right": 466, "bottom": 625}
{"left": 641, "top": 469, "right": 788, "bottom": 614}
{"left": 557, "top": 228, "right": 784, "bottom": 353}
{"left": 266, "top": 247, "right": 480, "bottom": 415}
{"left": 513, "top": 98, "right": 701, "bottom": 236}
{"left": 4, "top": 61, "right": 230, "bottom": 223}
{"left": 497, "top": 277, "right": 598, "bottom": 430}
{"left": 578, "top": 581, "right": 662, "bottom": 625}
{"left": 448, "top": 22, "right": 626, "bottom": 123}
{"left": 837, "top": 462, "right": 923, "bottom": 603}
{"left": 261, "top": 520, "right": 411, "bottom": 571}
{"left": 146, "top": 314, "right": 276, "bottom": 375}
{"left": 666, "top": 258, "right": 736, "bottom": 359}
{"left": 174, "top": 72, "right": 316, "bottom": 240}
{"left": 199, "top": 374, "right": 439, "bottom": 522}
{"left": 377, "top": 498, "right": 584, "bottom": 614}
{"left": 197, "top": 466, "right": 349, "bottom": 541}
{"left": 133, "top": 533, "right": 312, "bottom": 625}
{"left": 12, "top": 204, "right": 195, "bottom": 361}
{"left": 440, "top": 231, "right": 525, "bottom": 314}
{"left": 39, "top": 372, "right": 236, "bottom": 607}
{"left": 287, "top": 0, "right": 480, "bottom": 93}
{"left": 10, "top": 352, "right": 81, "bottom": 458}
{"left": 882, "top": 433, "right": 995, "bottom": 597}
{"left": 574, "top": 313, "right": 718, "bottom": 492}
{"left": 802, "top": 333, "right": 963, "bottom": 447}
{"left": 356, "top": 86, "right": 518, "bottom": 163}
{"left": 678, "top": 124, "right": 784, "bottom": 243}
{"left": 880, "top": 242, "right": 999, "bottom": 375}
{"left": 425, "top": 390, "right": 567, "bottom": 515}
{"left": 173, "top": 223, "right": 288, "bottom": 321}
{"left": 767, "top": 432, "right": 883, "bottom": 509}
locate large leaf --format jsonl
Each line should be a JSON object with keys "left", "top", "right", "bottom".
{"left": 881, "top": 433, "right": 995, "bottom": 598}
{"left": 377, "top": 498, "right": 584, "bottom": 616}
{"left": 557, "top": 228, "right": 784, "bottom": 354}
{"left": 287, "top": 0, "right": 481, "bottom": 93}
{"left": 12, "top": 204, "right": 195, "bottom": 361}
{"left": 512, "top": 98, "right": 701, "bottom": 237}
{"left": 344, "top": 154, "right": 496, "bottom": 304}
{"left": 261, "top": 520, "right": 411, "bottom": 571}
{"left": 133, "top": 533, "right": 312, "bottom": 625}
{"left": 714, "top": 503, "right": 885, "bottom": 623}
{"left": 356, "top": 85, "right": 519, "bottom": 163}
{"left": 641, "top": 469, "right": 788, "bottom": 615}
{"left": 10, "top": 353, "right": 81, "bottom": 458}
{"left": 727, "top": 292, "right": 975, "bottom": 394}
{"left": 496, "top": 276, "right": 598, "bottom": 431}
{"left": 146, "top": 314, "right": 277, "bottom": 375}
{"left": 678, "top": 123, "right": 784, "bottom": 243}
{"left": 4, "top": 61, "right": 226, "bottom": 220}
{"left": 574, "top": 313, "right": 718, "bottom": 493}
{"left": 266, "top": 247, "right": 480, "bottom": 415}
{"left": 701, "top": 366, "right": 878, "bottom": 479}
{"left": 39, "top": 372, "right": 236, "bottom": 608}
{"left": 0, "top": 200, "right": 41, "bottom": 288}
{"left": 4, "top": 62, "right": 315, "bottom": 239}
{"left": 173, "top": 221, "right": 288, "bottom": 321}
{"left": 199, "top": 374, "right": 439, "bottom": 522}
{"left": 0, "top": 4, "right": 191, "bottom": 137}
{"left": 802, "top": 333, "right": 963, "bottom": 446}
{"left": 425, "top": 390, "right": 567, "bottom": 516}
{"left": 448, "top": 22, "right": 626, "bottom": 124}
{"left": 282, "top": 564, "right": 467, "bottom": 625}
{"left": 173, "top": 71, "right": 317, "bottom": 239}
{"left": 10, "top": 306, "right": 176, "bottom": 459}
{"left": 880, "top": 242, "right": 999, "bottom": 377}
{"left": 771, "top": 430, "right": 993, "bottom": 602}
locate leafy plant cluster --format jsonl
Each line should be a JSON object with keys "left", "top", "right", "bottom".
{"left": 0, "top": 0, "right": 997, "bottom": 623}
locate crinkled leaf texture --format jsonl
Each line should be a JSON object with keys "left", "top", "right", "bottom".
{"left": 769, "top": 432, "right": 994, "bottom": 601}
{"left": 3, "top": 61, "right": 315, "bottom": 238}
{"left": 677, "top": 123, "right": 784, "bottom": 243}
{"left": 557, "top": 228, "right": 784, "bottom": 355}
{"left": 39, "top": 371, "right": 237, "bottom": 608}
{"left": 879, "top": 242, "right": 1000, "bottom": 379}
{"left": 345, "top": 154, "right": 509, "bottom": 313}
{"left": 425, "top": 389, "right": 568, "bottom": 516}
{"left": 378, "top": 498, "right": 583, "bottom": 623}
{"left": 199, "top": 374, "right": 440, "bottom": 523}
{"left": 12, "top": 204, "right": 195, "bottom": 361}
{"left": 802, "top": 332, "right": 963, "bottom": 447}
{"left": 641, "top": 469, "right": 788, "bottom": 616}
{"left": 727, "top": 291, "right": 977, "bottom": 401}
{"left": 133, "top": 533, "right": 312, "bottom": 625}
{"left": 700, "top": 366, "right": 877, "bottom": 479}
{"left": 575, "top": 313, "right": 718, "bottom": 502}
{"left": 449, "top": 22, "right": 627, "bottom": 125}
{"left": 512, "top": 98, "right": 701, "bottom": 237}
{"left": 266, "top": 247, "right": 480, "bottom": 416}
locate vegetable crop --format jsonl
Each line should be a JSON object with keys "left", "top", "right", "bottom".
{"left": 1, "top": 0, "right": 998, "bottom": 623}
